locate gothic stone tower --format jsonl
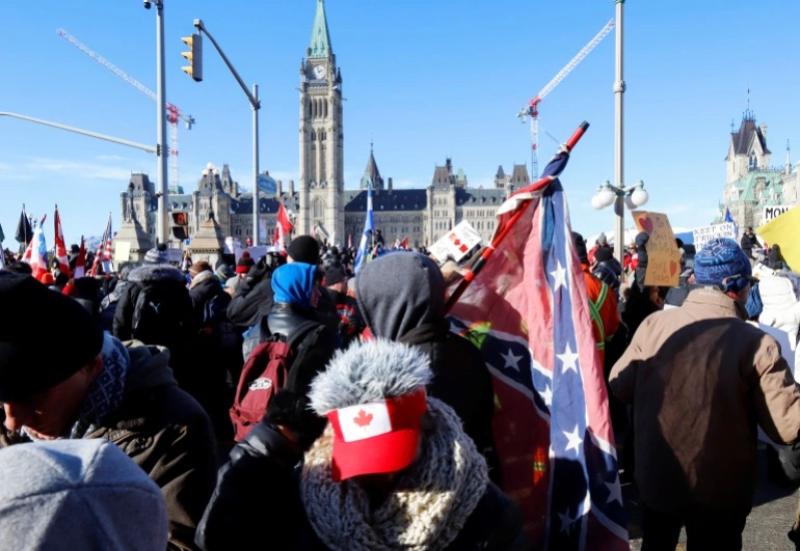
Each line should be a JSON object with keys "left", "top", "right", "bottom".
{"left": 298, "top": 0, "right": 344, "bottom": 243}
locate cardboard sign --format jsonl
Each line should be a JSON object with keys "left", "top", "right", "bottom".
{"left": 114, "top": 241, "right": 131, "bottom": 263}
{"left": 631, "top": 210, "right": 681, "bottom": 287}
{"left": 692, "top": 222, "right": 736, "bottom": 253}
{"left": 763, "top": 204, "right": 794, "bottom": 223}
{"left": 429, "top": 220, "right": 483, "bottom": 265}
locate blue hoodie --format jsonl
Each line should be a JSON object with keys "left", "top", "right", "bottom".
{"left": 271, "top": 262, "right": 317, "bottom": 309}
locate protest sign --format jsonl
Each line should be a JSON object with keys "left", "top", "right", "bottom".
{"left": 692, "top": 222, "right": 736, "bottom": 252}
{"left": 763, "top": 204, "right": 794, "bottom": 223}
{"left": 429, "top": 220, "right": 483, "bottom": 265}
{"left": 631, "top": 210, "right": 681, "bottom": 287}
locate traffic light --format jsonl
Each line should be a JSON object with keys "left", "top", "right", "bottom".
{"left": 172, "top": 211, "right": 189, "bottom": 240}
{"left": 180, "top": 33, "right": 203, "bottom": 82}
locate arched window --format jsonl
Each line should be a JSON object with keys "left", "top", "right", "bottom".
{"left": 324, "top": 100, "right": 328, "bottom": 119}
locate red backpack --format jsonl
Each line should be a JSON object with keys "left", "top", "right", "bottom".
{"left": 230, "top": 321, "right": 323, "bottom": 441}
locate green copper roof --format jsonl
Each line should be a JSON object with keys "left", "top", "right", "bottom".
{"left": 308, "top": 0, "right": 332, "bottom": 59}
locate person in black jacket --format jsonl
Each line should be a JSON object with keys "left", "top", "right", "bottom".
{"left": 354, "top": 252, "right": 498, "bottom": 475}
{"left": 740, "top": 226, "right": 761, "bottom": 259}
{"left": 196, "top": 340, "right": 526, "bottom": 551}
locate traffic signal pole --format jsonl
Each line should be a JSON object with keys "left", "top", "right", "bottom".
{"left": 189, "top": 19, "right": 262, "bottom": 245}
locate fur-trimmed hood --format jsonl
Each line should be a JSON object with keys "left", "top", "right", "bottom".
{"left": 127, "top": 264, "right": 186, "bottom": 285}
{"left": 308, "top": 339, "right": 432, "bottom": 415}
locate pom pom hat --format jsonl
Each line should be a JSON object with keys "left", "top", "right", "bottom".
{"left": 308, "top": 339, "right": 432, "bottom": 481}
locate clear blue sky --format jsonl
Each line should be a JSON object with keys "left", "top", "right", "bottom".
{"left": 1, "top": 0, "right": 799, "bottom": 245}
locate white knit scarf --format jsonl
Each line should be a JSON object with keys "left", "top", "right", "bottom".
{"left": 301, "top": 398, "right": 489, "bottom": 551}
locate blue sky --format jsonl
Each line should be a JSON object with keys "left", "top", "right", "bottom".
{"left": 1, "top": 0, "right": 799, "bottom": 245}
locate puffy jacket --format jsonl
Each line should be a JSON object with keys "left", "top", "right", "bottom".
{"left": 226, "top": 262, "right": 274, "bottom": 329}
{"left": 759, "top": 274, "right": 800, "bottom": 343}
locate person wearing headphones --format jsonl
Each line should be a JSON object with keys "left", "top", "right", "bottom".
{"left": 609, "top": 238, "right": 800, "bottom": 551}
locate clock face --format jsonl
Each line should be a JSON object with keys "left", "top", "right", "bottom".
{"left": 313, "top": 64, "right": 327, "bottom": 79}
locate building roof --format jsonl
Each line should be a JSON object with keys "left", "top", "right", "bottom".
{"left": 360, "top": 148, "right": 384, "bottom": 190}
{"left": 731, "top": 117, "right": 771, "bottom": 156}
{"left": 455, "top": 187, "right": 505, "bottom": 207}
{"left": 308, "top": 0, "right": 332, "bottom": 59}
{"left": 495, "top": 165, "right": 506, "bottom": 179}
{"left": 510, "top": 164, "right": 530, "bottom": 185}
{"left": 344, "top": 189, "right": 427, "bottom": 212}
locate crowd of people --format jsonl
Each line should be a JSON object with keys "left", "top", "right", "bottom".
{"left": 0, "top": 225, "right": 799, "bottom": 550}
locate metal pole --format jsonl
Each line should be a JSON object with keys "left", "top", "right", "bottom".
{"left": 156, "top": 1, "right": 169, "bottom": 246}
{"left": 0, "top": 112, "right": 156, "bottom": 153}
{"left": 252, "top": 83, "right": 260, "bottom": 245}
{"left": 613, "top": 0, "right": 626, "bottom": 262}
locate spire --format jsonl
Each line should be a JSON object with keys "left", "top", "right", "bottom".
{"left": 361, "top": 144, "right": 384, "bottom": 190}
{"left": 308, "top": 0, "right": 333, "bottom": 59}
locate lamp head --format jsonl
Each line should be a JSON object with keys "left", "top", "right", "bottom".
{"left": 629, "top": 181, "right": 649, "bottom": 208}
{"left": 591, "top": 181, "right": 616, "bottom": 210}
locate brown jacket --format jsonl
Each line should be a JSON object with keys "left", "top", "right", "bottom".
{"left": 610, "top": 288, "right": 800, "bottom": 513}
{"left": 0, "top": 341, "right": 218, "bottom": 550}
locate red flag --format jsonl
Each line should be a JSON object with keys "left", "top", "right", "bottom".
{"left": 74, "top": 236, "right": 87, "bottom": 279}
{"left": 275, "top": 202, "right": 293, "bottom": 251}
{"left": 400, "top": 237, "right": 409, "bottom": 249}
{"left": 448, "top": 144, "right": 626, "bottom": 548}
{"left": 54, "top": 206, "right": 71, "bottom": 278}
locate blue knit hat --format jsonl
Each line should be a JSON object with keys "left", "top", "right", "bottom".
{"left": 694, "top": 238, "right": 751, "bottom": 286}
{"left": 271, "top": 262, "right": 317, "bottom": 308}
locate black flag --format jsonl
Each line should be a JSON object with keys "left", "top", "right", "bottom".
{"left": 15, "top": 208, "right": 32, "bottom": 244}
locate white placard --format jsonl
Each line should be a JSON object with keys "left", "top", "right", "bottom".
{"left": 692, "top": 222, "right": 737, "bottom": 252}
{"left": 429, "top": 220, "right": 483, "bottom": 265}
{"left": 762, "top": 205, "right": 794, "bottom": 223}
{"left": 114, "top": 241, "right": 131, "bottom": 262}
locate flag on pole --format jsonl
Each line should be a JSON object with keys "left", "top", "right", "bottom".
{"left": 448, "top": 149, "right": 627, "bottom": 549}
{"left": 53, "top": 206, "right": 72, "bottom": 278}
{"left": 73, "top": 236, "right": 87, "bottom": 279}
{"left": 724, "top": 207, "right": 734, "bottom": 224}
{"left": 22, "top": 216, "right": 49, "bottom": 280}
{"left": 275, "top": 201, "right": 294, "bottom": 252}
{"left": 354, "top": 184, "right": 374, "bottom": 273}
{"left": 15, "top": 206, "right": 32, "bottom": 245}
{"left": 89, "top": 214, "right": 113, "bottom": 276}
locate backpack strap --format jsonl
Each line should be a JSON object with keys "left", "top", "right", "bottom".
{"left": 588, "top": 283, "right": 609, "bottom": 350}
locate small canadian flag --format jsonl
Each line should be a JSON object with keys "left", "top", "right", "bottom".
{"left": 336, "top": 401, "right": 392, "bottom": 442}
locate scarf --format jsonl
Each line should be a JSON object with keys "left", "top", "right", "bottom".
{"left": 190, "top": 269, "right": 215, "bottom": 289}
{"left": 69, "top": 333, "right": 130, "bottom": 438}
{"left": 301, "top": 398, "right": 488, "bottom": 551}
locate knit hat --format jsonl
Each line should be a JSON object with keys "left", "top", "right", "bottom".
{"left": 0, "top": 272, "right": 104, "bottom": 402}
{"left": 236, "top": 252, "right": 255, "bottom": 275}
{"left": 0, "top": 439, "right": 168, "bottom": 550}
{"left": 694, "top": 238, "right": 752, "bottom": 286}
{"left": 308, "top": 339, "right": 432, "bottom": 481}
{"left": 143, "top": 244, "right": 169, "bottom": 265}
{"left": 271, "top": 263, "right": 318, "bottom": 308}
{"left": 288, "top": 235, "right": 321, "bottom": 265}
{"left": 596, "top": 232, "right": 608, "bottom": 246}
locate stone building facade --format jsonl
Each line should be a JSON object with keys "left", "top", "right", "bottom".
{"left": 722, "top": 110, "right": 800, "bottom": 230}
{"left": 115, "top": 0, "right": 526, "bottom": 257}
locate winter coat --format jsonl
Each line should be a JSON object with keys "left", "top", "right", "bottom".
{"left": 610, "top": 287, "right": 800, "bottom": 514}
{"left": 226, "top": 264, "right": 274, "bottom": 329}
{"left": 321, "top": 287, "right": 365, "bottom": 348}
{"left": 741, "top": 232, "right": 760, "bottom": 253}
{"left": 759, "top": 274, "right": 800, "bottom": 343}
{"left": 0, "top": 341, "right": 218, "bottom": 550}
{"left": 196, "top": 422, "right": 526, "bottom": 551}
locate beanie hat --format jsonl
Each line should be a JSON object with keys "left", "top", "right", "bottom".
{"left": 0, "top": 439, "right": 168, "bottom": 550}
{"left": 596, "top": 232, "right": 608, "bottom": 246}
{"left": 0, "top": 272, "right": 104, "bottom": 402}
{"left": 143, "top": 246, "right": 169, "bottom": 265}
{"left": 236, "top": 253, "right": 255, "bottom": 275}
{"left": 308, "top": 339, "right": 432, "bottom": 481}
{"left": 288, "top": 235, "right": 321, "bottom": 265}
{"left": 271, "top": 262, "right": 318, "bottom": 308}
{"left": 694, "top": 238, "right": 752, "bottom": 286}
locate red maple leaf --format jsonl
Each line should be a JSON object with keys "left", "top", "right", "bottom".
{"left": 353, "top": 409, "right": 373, "bottom": 427}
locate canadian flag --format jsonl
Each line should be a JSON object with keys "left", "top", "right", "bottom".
{"left": 54, "top": 206, "right": 71, "bottom": 278}
{"left": 335, "top": 401, "right": 392, "bottom": 442}
{"left": 274, "top": 201, "right": 293, "bottom": 252}
{"left": 73, "top": 236, "right": 86, "bottom": 279}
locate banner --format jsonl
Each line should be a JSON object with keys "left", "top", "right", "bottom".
{"left": 692, "top": 222, "right": 736, "bottom": 252}
{"left": 763, "top": 204, "right": 795, "bottom": 224}
{"left": 631, "top": 210, "right": 680, "bottom": 287}
{"left": 758, "top": 205, "right": 800, "bottom": 271}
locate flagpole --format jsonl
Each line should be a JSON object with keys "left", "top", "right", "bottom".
{"left": 445, "top": 121, "right": 590, "bottom": 313}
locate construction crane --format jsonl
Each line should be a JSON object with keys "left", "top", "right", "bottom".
{"left": 57, "top": 28, "right": 195, "bottom": 189}
{"left": 518, "top": 19, "right": 614, "bottom": 179}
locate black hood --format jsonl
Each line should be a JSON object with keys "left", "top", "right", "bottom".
{"left": 355, "top": 252, "right": 445, "bottom": 340}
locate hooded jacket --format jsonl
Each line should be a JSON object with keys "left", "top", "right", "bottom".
{"left": 759, "top": 274, "right": 800, "bottom": 343}
{"left": 0, "top": 341, "right": 218, "bottom": 551}
{"left": 610, "top": 287, "right": 800, "bottom": 513}
{"left": 0, "top": 439, "right": 168, "bottom": 551}
{"left": 355, "top": 253, "right": 497, "bottom": 468}
{"left": 226, "top": 259, "right": 274, "bottom": 329}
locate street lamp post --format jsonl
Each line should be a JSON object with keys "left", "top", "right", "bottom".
{"left": 146, "top": 0, "right": 170, "bottom": 246}
{"left": 591, "top": 180, "right": 649, "bottom": 248}
{"left": 613, "top": 0, "right": 626, "bottom": 262}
